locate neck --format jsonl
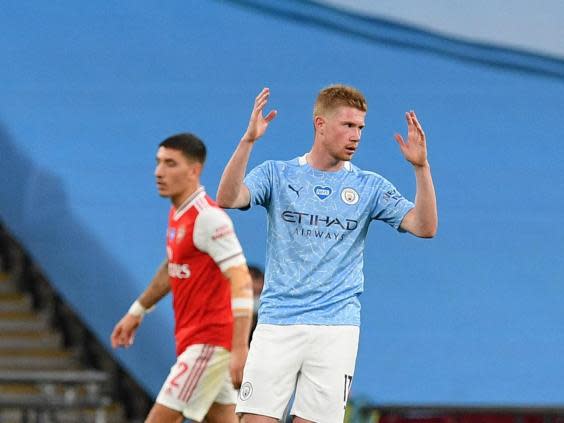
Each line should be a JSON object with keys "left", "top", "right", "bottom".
{"left": 171, "top": 183, "right": 201, "bottom": 208}
{"left": 307, "top": 142, "right": 344, "bottom": 172}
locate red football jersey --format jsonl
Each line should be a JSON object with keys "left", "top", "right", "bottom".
{"left": 166, "top": 187, "right": 246, "bottom": 356}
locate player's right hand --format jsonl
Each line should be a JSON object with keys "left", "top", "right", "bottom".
{"left": 242, "top": 87, "right": 277, "bottom": 143}
{"left": 110, "top": 313, "right": 142, "bottom": 349}
{"left": 229, "top": 345, "right": 249, "bottom": 389}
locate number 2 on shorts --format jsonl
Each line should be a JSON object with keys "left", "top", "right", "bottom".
{"left": 170, "top": 362, "right": 189, "bottom": 389}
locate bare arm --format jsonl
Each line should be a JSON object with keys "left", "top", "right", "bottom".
{"left": 137, "top": 259, "right": 171, "bottom": 308}
{"left": 394, "top": 111, "right": 438, "bottom": 238}
{"left": 216, "top": 141, "right": 253, "bottom": 209}
{"left": 400, "top": 163, "right": 437, "bottom": 238}
{"left": 110, "top": 259, "right": 170, "bottom": 348}
{"left": 217, "top": 88, "right": 277, "bottom": 209}
{"left": 223, "top": 264, "right": 253, "bottom": 389}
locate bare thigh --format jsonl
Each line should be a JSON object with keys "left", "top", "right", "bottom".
{"left": 241, "top": 414, "right": 279, "bottom": 423}
{"left": 205, "top": 402, "right": 238, "bottom": 423}
{"left": 241, "top": 414, "right": 313, "bottom": 422}
{"left": 145, "top": 403, "right": 184, "bottom": 423}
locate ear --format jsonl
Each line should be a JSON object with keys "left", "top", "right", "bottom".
{"left": 190, "top": 162, "right": 203, "bottom": 178}
{"left": 314, "top": 115, "right": 325, "bottom": 135}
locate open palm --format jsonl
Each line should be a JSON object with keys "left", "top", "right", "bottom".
{"left": 244, "top": 87, "right": 277, "bottom": 142}
{"left": 394, "top": 111, "right": 428, "bottom": 167}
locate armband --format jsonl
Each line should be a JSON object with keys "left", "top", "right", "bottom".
{"left": 128, "top": 300, "right": 155, "bottom": 317}
{"left": 227, "top": 264, "right": 253, "bottom": 317}
{"left": 232, "top": 297, "right": 253, "bottom": 317}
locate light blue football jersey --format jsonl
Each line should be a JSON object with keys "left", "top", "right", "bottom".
{"left": 244, "top": 154, "right": 414, "bottom": 325}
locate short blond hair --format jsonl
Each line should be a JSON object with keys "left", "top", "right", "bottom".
{"left": 313, "top": 84, "right": 367, "bottom": 119}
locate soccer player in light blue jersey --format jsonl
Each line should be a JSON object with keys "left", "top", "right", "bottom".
{"left": 217, "top": 85, "right": 438, "bottom": 423}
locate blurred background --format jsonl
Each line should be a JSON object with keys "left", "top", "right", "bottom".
{"left": 1, "top": 0, "right": 563, "bottom": 421}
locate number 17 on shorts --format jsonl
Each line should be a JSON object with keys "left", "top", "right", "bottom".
{"left": 344, "top": 374, "right": 353, "bottom": 409}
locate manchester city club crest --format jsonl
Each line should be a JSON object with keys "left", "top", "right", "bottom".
{"left": 239, "top": 382, "right": 253, "bottom": 401}
{"left": 341, "top": 188, "right": 359, "bottom": 205}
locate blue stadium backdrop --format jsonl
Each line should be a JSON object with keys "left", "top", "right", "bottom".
{"left": 1, "top": 0, "right": 563, "bottom": 406}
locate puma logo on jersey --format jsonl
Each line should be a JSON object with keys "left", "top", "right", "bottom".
{"left": 168, "top": 262, "right": 191, "bottom": 279}
{"left": 288, "top": 184, "right": 303, "bottom": 198}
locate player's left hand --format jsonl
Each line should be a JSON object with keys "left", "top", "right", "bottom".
{"left": 394, "top": 111, "right": 428, "bottom": 167}
{"left": 229, "top": 345, "right": 249, "bottom": 389}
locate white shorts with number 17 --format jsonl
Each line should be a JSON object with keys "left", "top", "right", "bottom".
{"left": 236, "top": 324, "right": 359, "bottom": 423}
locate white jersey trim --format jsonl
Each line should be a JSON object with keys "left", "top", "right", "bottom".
{"left": 174, "top": 186, "right": 206, "bottom": 221}
{"left": 298, "top": 154, "right": 352, "bottom": 171}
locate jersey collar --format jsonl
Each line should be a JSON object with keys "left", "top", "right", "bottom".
{"left": 298, "top": 154, "right": 352, "bottom": 171}
{"left": 174, "top": 186, "right": 206, "bottom": 220}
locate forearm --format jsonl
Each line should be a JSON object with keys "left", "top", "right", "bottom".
{"left": 137, "top": 259, "right": 170, "bottom": 309}
{"left": 224, "top": 264, "right": 253, "bottom": 346}
{"left": 411, "top": 163, "right": 438, "bottom": 237}
{"left": 216, "top": 139, "right": 253, "bottom": 209}
{"left": 229, "top": 306, "right": 252, "bottom": 389}
{"left": 232, "top": 314, "right": 252, "bottom": 350}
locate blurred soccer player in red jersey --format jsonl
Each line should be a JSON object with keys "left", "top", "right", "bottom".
{"left": 111, "top": 133, "right": 253, "bottom": 423}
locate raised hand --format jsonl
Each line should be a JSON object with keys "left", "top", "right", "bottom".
{"left": 394, "top": 111, "right": 428, "bottom": 167}
{"left": 243, "top": 88, "right": 277, "bottom": 143}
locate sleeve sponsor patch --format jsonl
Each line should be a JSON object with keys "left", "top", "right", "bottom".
{"left": 212, "top": 224, "right": 235, "bottom": 240}
{"left": 383, "top": 188, "right": 402, "bottom": 202}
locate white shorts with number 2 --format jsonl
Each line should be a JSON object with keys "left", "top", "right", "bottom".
{"left": 156, "top": 344, "right": 236, "bottom": 422}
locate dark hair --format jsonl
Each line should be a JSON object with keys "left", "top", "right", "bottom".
{"left": 248, "top": 265, "right": 264, "bottom": 280}
{"left": 159, "top": 133, "right": 207, "bottom": 164}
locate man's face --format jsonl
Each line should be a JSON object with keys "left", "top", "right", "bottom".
{"left": 154, "top": 147, "right": 197, "bottom": 199}
{"left": 319, "top": 106, "right": 365, "bottom": 161}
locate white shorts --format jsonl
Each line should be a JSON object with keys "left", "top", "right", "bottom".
{"left": 156, "top": 344, "right": 237, "bottom": 422}
{"left": 236, "top": 324, "right": 359, "bottom": 423}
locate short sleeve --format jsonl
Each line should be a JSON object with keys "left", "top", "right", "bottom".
{"left": 193, "top": 207, "right": 246, "bottom": 271}
{"left": 243, "top": 160, "right": 273, "bottom": 209}
{"left": 371, "top": 178, "right": 415, "bottom": 231}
